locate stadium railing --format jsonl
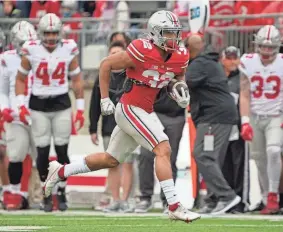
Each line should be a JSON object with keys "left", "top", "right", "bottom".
{"left": 0, "top": 12, "right": 282, "bottom": 78}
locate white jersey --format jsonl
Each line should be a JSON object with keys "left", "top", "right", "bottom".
{"left": 239, "top": 53, "right": 283, "bottom": 115}
{"left": 21, "top": 39, "right": 79, "bottom": 96}
{"left": 0, "top": 50, "right": 32, "bottom": 122}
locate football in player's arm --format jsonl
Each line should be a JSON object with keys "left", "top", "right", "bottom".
{"left": 99, "top": 40, "right": 189, "bottom": 116}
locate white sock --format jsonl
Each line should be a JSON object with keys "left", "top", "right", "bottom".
{"left": 20, "top": 191, "right": 28, "bottom": 198}
{"left": 2, "top": 185, "right": 10, "bottom": 193}
{"left": 267, "top": 147, "right": 281, "bottom": 193}
{"left": 58, "top": 181, "right": 67, "bottom": 188}
{"left": 159, "top": 179, "right": 178, "bottom": 205}
{"left": 64, "top": 158, "right": 91, "bottom": 178}
{"left": 10, "top": 184, "right": 20, "bottom": 194}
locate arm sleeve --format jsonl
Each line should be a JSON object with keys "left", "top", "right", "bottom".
{"left": 20, "top": 42, "right": 32, "bottom": 63}
{"left": 89, "top": 77, "right": 101, "bottom": 134}
{"left": 0, "top": 61, "right": 10, "bottom": 110}
{"left": 69, "top": 39, "right": 80, "bottom": 56}
{"left": 185, "top": 59, "right": 207, "bottom": 88}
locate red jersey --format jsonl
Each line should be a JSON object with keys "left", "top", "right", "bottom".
{"left": 120, "top": 39, "right": 189, "bottom": 113}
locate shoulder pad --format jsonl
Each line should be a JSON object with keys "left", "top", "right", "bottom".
{"left": 126, "top": 39, "right": 153, "bottom": 64}
{"left": 62, "top": 39, "right": 79, "bottom": 56}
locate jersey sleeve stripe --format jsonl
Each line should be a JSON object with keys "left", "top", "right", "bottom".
{"left": 130, "top": 43, "right": 144, "bottom": 57}
{"left": 127, "top": 46, "right": 145, "bottom": 63}
{"left": 21, "top": 48, "right": 29, "bottom": 55}
{"left": 71, "top": 47, "right": 79, "bottom": 53}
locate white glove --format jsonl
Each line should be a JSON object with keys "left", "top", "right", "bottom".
{"left": 100, "top": 98, "right": 115, "bottom": 115}
{"left": 172, "top": 87, "right": 190, "bottom": 108}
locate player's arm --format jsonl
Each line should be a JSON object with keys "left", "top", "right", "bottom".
{"left": 69, "top": 55, "right": 85, "bottom": 130}
{"left": 15, "top": 56, "right": 31, "bottom": 106}
{"left": 239, "top": 73, "right": 251, "bottom": 122}
{"left": 0, "top": 61, "right": 10, "bottom": 110}
{"left": 69, "top": 55, "right": 84, "bottom": 111}
{"left": 99, "top": 51, "right": 135, "bottom": 99}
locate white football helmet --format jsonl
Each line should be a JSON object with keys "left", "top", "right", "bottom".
{"left": 254, "top": 25, "right": 281, "bottom": 62}
{"left": 38, "top": 13, "right": 62, "bottom": 48}
{"left": 10, "top": 21, "right": 37, "bottom": 54}
{"left": 147, "top": 10, "right": 182, "bottom": 52}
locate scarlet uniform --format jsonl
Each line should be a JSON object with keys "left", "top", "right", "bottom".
{"left": 121, "top": 39, "right": 189, "bottom": 113}
{"left": 106, "top": 39, "right": 189, "bottom": 161}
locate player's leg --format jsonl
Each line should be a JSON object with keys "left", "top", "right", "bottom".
{"left": 263, "top": 116, "right": 283, "bottom": 214}
{"left": 30, "top": 110, "right": 52, "bottom": 212}
{"left": 0, "top": 133, "right": 10, "bottom": 192}
{"left": 5, "top": 123, "right": 30, "bottom": 210}
{"left": 0, "top": 138, "right": 10, "bottom": 209}
{"left": 52, "top": 108, "right": 72, "bottom": 211}
{"left": 116, "top": 103, "right": 200, "bottom": 222}
{"left": 43, "top": 124, "right": 139, "bottom": 198}
{"left": 250, "top": 115, "right": 268, "bottom": 208}
{"left": 20, "top": 154, "right": 32, "bottom": 210}
{"left": 158, "top": 113, "right": 185, "bottom": 212}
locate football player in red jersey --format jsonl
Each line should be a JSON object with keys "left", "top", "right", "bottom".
{"left": 43, "top": 10, "right": 200, "bottom": 223}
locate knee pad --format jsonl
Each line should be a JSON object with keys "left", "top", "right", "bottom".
{"left": 55, "top": 144, "right": 70, "bottom": 165}
{"left": 36, "top": 145, "right": 50, "bottom": 182}
{"left": 8, "top": 162, "right": 22, "bottom": 185}
{"left": 53, "top": 111, "right": 71, "bottom": 146}
{"left": 6, "top": 125, "right": 29, "bottom": 162}
{"left": 33, "top": 135, "right": 51, "bottom": 148}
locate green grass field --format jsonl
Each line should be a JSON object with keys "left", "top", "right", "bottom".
{"left": 0, "top": 212, "right": 283, "bottom": 232}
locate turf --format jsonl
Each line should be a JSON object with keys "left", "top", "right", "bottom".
{"left": 0, "top": 214, "right": 283, "bottom": 232}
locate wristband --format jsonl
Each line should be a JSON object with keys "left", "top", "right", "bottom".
{"left": 18, "top": 66, "right": 29, "bottom": 75}
{"left": 69, "top": 67, "right": 81, "bottom": 77}
{"left": 76, "top": 99, "right": 84, "bottom": 111}
{"left": 241, "top": 116, "right": 250, "bottom": 125}
{"left": 16, "top": 94, "right": 25, "bottom": 107}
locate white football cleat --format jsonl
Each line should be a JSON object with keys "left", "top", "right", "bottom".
{"left": 43, "top": 161, "right": 63, "bottom": 197}
{"left": 168, "top": 203, "right": 201, "bottom": 223}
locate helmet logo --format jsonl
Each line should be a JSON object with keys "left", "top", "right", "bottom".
{"left": 166, "top": 12, "right": 179, "bottom": 27}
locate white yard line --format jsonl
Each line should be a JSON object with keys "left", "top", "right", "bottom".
{"left": 0, "top": 210, "right": 283, "bottom": 221}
